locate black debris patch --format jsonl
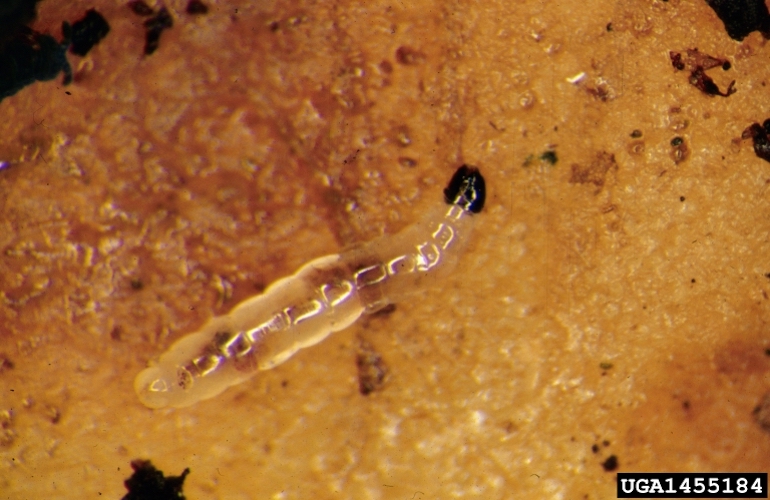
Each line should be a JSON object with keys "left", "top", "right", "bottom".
{"left": 443, "top": 164, "right": 486, "bottom": 213}
{"left": 568, "top": 151, "right": 618, "bottom": 191}
{"left": 129, "top": 4, "right": 174, "bottom": 55}
{"left": 68, "top": 9, "right": 110, "bottom": 56}
{"left": 599, "top": 361, "right": 613, "bottom": 375}
{"left": 143, "top": 7, "right": 173, "bottom": 55}
{"left": 670, "top": 48, "right": 728, "bottom": 71}
{"left": 488, "top": 121, "right": 505, "bottom": 132}
{"left": 186, "top": 0, "right": 208, "bottom": 15}
{"left": 764, "top": 347, "right": 770, "bottom": 356}
{"left": 689, "top": 67, "right": 736, "bottom": 97}
{"left": 601, "top": 455, "right": 619, "bottom": 472}
{"left": 121, "top": 459, "right": 190, "bottom": 500}
{"left": 356, "top": 339, "right": 388, "bottom": 396}
{"left": 630, "top": 129, "right": 642, "bottom": 138}
{"left": 742, "top": 119, "right": 770, "bottom": 163}
{"left": 591, "top": 444, "right": 600, "bottom": 453}
{"left": 0, "top": 24, "right": 72, "bottom": 102}
{"left": 704, "top": 0, "right": 770, "bottom": 41}
{"left": 669, "top": 49, "right": 736, "bottom": 97}
{"left": 127, "top": 0, "right": 154, "bottom": 17}
{"left": 130, "top": 278, "right": 144, "bottom": 290}
{"left": 671, "top": 52, "right": 685, "bottom": 70}
{"left": 670, "top": 136, "right": 689, "bottom": 164}
{"left": 540, "top": 149, "right": 558, "bottom": 165}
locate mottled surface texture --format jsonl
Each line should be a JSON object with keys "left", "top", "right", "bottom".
{"left": 1, "top": 0, "right": 770, "bottom": 498}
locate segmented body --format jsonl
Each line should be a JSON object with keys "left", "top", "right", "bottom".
{"left": 135, "top": 165, "right": 486, "bottom": 409}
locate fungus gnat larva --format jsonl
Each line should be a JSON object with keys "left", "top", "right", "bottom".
{"left": 134, "top": 165, "right": 486, "bottom": 409}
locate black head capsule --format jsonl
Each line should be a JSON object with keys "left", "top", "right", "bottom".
{"left": 443, "top": 165, "right": 486, "bottom": 213}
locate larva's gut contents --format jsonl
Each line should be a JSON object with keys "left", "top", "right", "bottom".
{"left": 134, "top": 165, "right": 486, "bottom": 409}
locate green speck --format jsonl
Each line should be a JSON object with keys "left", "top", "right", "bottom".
{"left": 540, "top": 150, "right": 558, "bottom": 165}
{"left": 599, "top": 361, "right": 614, "bottom": 370}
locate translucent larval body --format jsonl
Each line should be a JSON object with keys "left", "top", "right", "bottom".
{"left": 134, "top": 166, "right": 486, "bottom": 409}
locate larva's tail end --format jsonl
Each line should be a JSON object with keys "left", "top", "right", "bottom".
{"left": 444, "top": 165, "right": 486, "bottom": 214}
{"left": 134, "top": 366, "right": 175, "bottom": 409}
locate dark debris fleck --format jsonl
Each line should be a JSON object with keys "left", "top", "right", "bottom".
{"left": 670, "top": 137, "right": 689, "bottom": 164}
{"left": 356, "top": 339, "right": 388, "bottom": 395}
{"left": 68, "top": 8, "right": 110, "bottom": 56}
{"left": 601, "top": 455, "right": 619, "bottom": 472}
{"left": 689, "top": 67, "right": 736, "bottom": 97}
{"left": 121, "top": 459, "right": 190, "bottom": 500}
{"left": 143, "top": 7, "right": 173, "bottom": 55}
{"left": 742, "top": 119, "right": 770, "bottom": 163}
{"left": 753, "top": 392, "right": 770, "bottom": 433}
{"left": 540, "top": 150, "right": 558, "bottom": 165}
{"left": 670, "top": 49, "right": 736, "bottom": 97}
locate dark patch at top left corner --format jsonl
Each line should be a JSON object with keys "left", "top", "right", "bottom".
{"left": 67, "top": 9, "right": 111, "bottom": 57}
{"left": 143, "top": 7, "right": 174, "bottom": 56}
{"left": 0, "top": 0, "right": 44, "bottom": 43}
